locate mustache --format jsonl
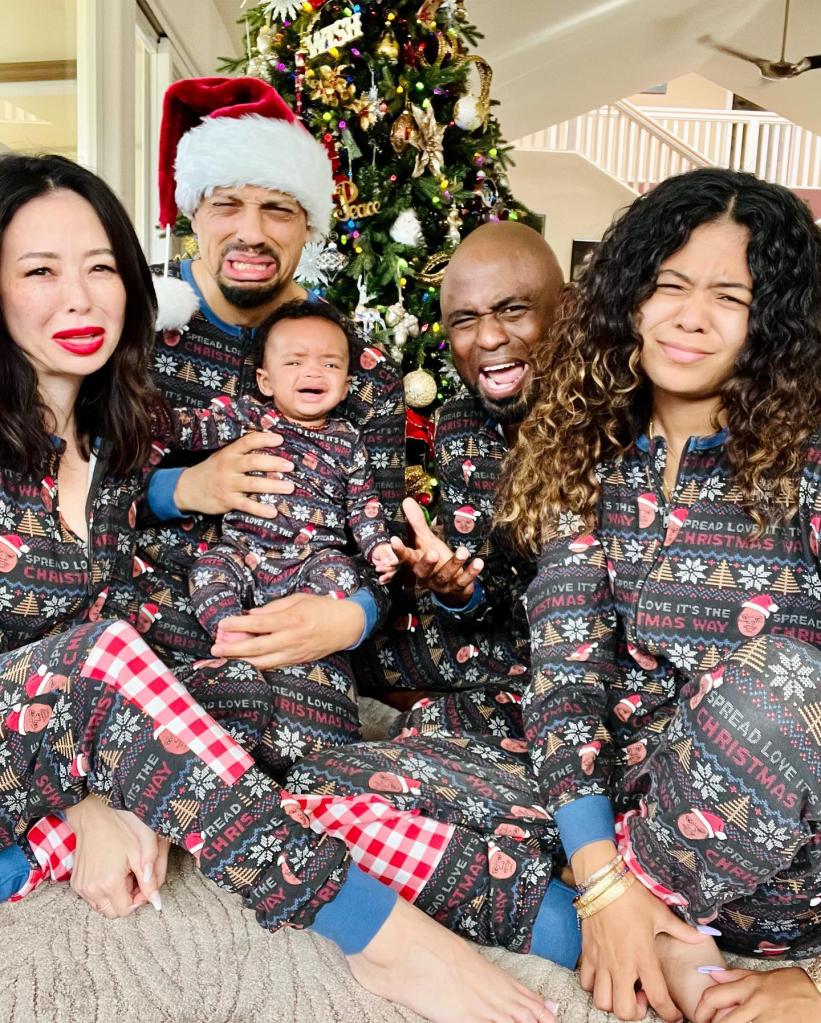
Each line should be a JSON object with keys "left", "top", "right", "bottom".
{"left": 221, "top": 245, "right": 279, "bottom": 261}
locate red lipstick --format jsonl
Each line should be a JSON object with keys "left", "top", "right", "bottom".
{"left": 52, "top": 325, "right": 105, "bottom": 355}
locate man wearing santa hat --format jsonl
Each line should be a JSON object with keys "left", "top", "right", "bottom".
{"left": 117, "top": 76, "right": 404, "bottom": 767}
{"left": 737, "top": 593, "right": 779, "bottom": 638}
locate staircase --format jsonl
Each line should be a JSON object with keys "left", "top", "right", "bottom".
{"left": 515, "top": 98, "right": 821, "bottom": 196}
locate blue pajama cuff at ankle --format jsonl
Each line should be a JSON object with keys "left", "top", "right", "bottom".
{"left": 555, "top": 795, "right": 616, "bottom": 860}
{"left": 530, "top": 878, "right": 581, "bottom": 969}
{"left": 344, "top": 589, "right": 379, "bottom": 649}
{"left": 147, "top": 467, "right": 185, "bottom": 520}
{"left": 0, "top": 844, "right": 30, "bottom": 902}
{"left": 310, "top": 863, "right": 398, "bottom": 954}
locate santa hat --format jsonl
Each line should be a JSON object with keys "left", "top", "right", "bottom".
{"left": 5, "top": 706, "right": 26, "bottom": 735}
{"left": 70, "top": 752, "right": 89, "bottom": 778}
{"left": 616, "top": 694, "right": 643, "bottom": 714}
{"left": 393, "top": 775, "right": 422, "bottom": 794}
{"left": 455, "top": 505, "right": 480, "bottom": 520}
{"left": 667, "top": 507, "right": 688, "bottom": 528}
{"left": 0, "top": 534, "right": 28, "bottom": 556}
{"left": 184, "top": 832, "right": 204, "bottom": 857}
{"left": 692, "top": 808, "right": 726, "bottom": 840}
{"left": 25, "top": 666, "right": 53, "bottom": 698}
{"left": 132, "top": 556, "right": 153, "bottom": 577}
{"left": 569, "top": 534, "right": 600, "bottom": 554}
{"left": 704, "top": 665, "right": 725, "bottom": 689}
{"left": 139, "top": 602, "right": 161, "bottom": 623}
{"left": 159, "top": 77, "right": 333, "bottom": 238}
{"left": 637, "top": 493, "right": 658, "bottom": 510}
{"left": 568, "top": 641, "right": 597, "bottom": 661}
{"left": 577, "top": 741, "right": 602, "bottom": 758}
{"left": 741, "top": 594, "right": 779, "bottom": 618}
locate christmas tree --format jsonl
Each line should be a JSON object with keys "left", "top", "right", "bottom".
{"left": 221, "top": 0, "right": 536, "bottom": 438}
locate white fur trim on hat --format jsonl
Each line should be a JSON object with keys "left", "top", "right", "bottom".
{"left": 175, "top": 114, "right": 334, "bottom": 239}
{"left": 154, "top": 275, "right": 200, "bottom": 332}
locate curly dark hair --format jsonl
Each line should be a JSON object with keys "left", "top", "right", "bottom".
{"left": 497, "top": 168, "right": 821, "bottom": 550}
{"left": 0, "top": 154, "right": 159, "bottom": 476}
{"left": 253, "top": 298, "right": 359, "bottom": 371}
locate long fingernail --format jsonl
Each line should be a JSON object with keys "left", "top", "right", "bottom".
{"left": 142, "top": 863, "right": 153, "bottom": 883}
{"left": 149, "top": 892, "right": 163, "bottom": 912}
{"left": 696, "top": 965, "right": 725, "bottom": 974}
{"left": 544, "top": 1000, "right": 558, "bottom": 1013}
{"left": 696, "top": 925, "right": 722, "bottom": 936}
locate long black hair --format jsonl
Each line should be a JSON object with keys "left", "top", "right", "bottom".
{"left": 0, "top": 154, "right": 159, "bottom": 475}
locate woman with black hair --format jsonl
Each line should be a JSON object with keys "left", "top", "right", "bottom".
{"left": 498, "top": 168, "right": 821, "bottom": 1022}
{"left": 0, "top": 153, "right": 557, "bottom": 1023}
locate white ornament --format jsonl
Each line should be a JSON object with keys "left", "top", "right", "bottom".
{"left": 259, "top": 1, "right": 304, "bottom": 23}
{"left": 354, "top": 275, "right": 385, "bottom": 336}
{"left": 154, "top": 275, "right": 200, "bottom": 332}
{"left": 454, "top": 95, "right": 482, "bottom": 131}
{"left": 390, "top": 208, "right": 424, "bottom": 248}
{"left": 295, "top": 240, "right": 346, "bottom": 286}
{"left": 385, "top": 301, "right": 420, "bottom": 347}
{"left": 305, "top": 12, "right": 363, "bottom": 59}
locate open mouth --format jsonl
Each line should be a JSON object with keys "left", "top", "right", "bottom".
{"left": 479, "top": 360, "right": 529, "bottom": 397}
{"left": 222, "top": 254, "right": 278, "bottom": 282}
{"left": 295, "top": 387, "right": 327, "bottom": 402}
{"left": 52, "top": 327, "right": 105, "bottom": 356}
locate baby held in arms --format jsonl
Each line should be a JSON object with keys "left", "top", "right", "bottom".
{"left": 153, "top": 300, "right": 398, "bottom": 644}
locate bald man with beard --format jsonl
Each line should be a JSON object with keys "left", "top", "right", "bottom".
{"left": 352, "top": 222, "right": 564, "bottom": 735}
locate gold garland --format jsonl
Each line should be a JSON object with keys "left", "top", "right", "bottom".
{"left": 416, "top": 250, "right": 451, "bottom": 285}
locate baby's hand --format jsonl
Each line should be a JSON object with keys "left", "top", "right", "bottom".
{"left": 371, "top": 542, "right": 399, "bottom": 583}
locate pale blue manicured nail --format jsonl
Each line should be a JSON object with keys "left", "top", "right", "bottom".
{"left": 545, "top": 1001, "right": 558, "bottom": 1013}
{"left": 696, "top": 965, "right": 726, "bottom": 974}
{"left": 696, "top": 925, "right": 722, "bottom": 936}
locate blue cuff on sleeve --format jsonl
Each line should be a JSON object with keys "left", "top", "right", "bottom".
{"left": 310, "top": 863, "right": 398, "bottom": 954}
{"left": 146, "top": 467, "right": 185, "bottom": 521}
{"left": 555, "top": 794, "right": 616, "bottom": 860}
{"left": 0, "top": 844, "right": 30, "bottom": 903}
{"left": 430, "top": 580, "right": 485, "bottom": 615}
{"left": 344, "top": 588, "right": 379, "bottom": 650}
{"left": 530, "top": 878, "right": 581, "bottom": 968}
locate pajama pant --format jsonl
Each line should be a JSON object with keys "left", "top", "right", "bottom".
{"left": 291, "top": 635, "right": 821, "bottom": 961}
{"left": 127, "top": 562, "right": 363, "bottom": 774}
{"left": 0, "top": 619, "right": 347, "bottom": 929}
{"left": 189, "top": 542, "right": 361, "bottom": 639}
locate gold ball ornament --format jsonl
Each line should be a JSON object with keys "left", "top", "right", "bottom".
{"left": 376, "top": 30, "right": 400, "bottom": 60}
{"left": 403, "top": 367, "right": 438, "bottom": 408}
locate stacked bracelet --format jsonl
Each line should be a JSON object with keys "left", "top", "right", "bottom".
{"left": 803, "top": 957, "right": 821, "bottom": 997}
{"left": 573, "top": 854, "right": 636, "bottom": 920}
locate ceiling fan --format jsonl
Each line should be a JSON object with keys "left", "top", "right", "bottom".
{"left": 700, "top": 0, "right": 820, "bottom": 80}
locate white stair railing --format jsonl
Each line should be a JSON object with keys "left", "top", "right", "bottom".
{"left": 637, "top": 107, "right": 821, "bottom": 189}
{"left": 515, "top": 99, "right": 710, "bottom": 192}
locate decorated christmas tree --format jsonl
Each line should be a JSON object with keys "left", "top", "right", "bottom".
{"left": 221, "top": 0, "right": 536, "bottom": 440}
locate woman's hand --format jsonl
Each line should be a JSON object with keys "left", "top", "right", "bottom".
{"left": 693, "top": 966, "right": 821, "bottom": 1023}
{"left": 65, "top": 794, "right": 168, "bottom": 918}
{"left": 211, "top": 592, "right": 365, "bottom": 668}
{"left": 173, "top": 432, "right": 294, "bottom": 518}
{"left": 390, "top": 498, "right": 483, "bottom": 606}
{"left": 579, "top": 872, "right": 708, "bottom": 1022}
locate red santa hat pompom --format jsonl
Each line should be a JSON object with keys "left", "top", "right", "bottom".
{"left": 741, "top": 594, "right": 779, "bottom": 618}
{"left": 692, "top": 808, "right": 727, "bottom": 840}
{"left": 159, "top": 77, "right": 334, "bottom": 239}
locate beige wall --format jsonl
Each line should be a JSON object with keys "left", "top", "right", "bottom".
{"left": 629, "top": 72, "right": 732, "bottom": 110}
{"left": 507, "top": 150, "right": 635, "bottom": 278}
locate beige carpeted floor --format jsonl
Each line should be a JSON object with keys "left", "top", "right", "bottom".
{"left": 0, "top": 700, "right": 770, "bottom": 1023}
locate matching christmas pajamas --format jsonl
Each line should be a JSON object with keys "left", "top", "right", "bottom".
{"left": 154, "top": 398, "right": 392, "bottom": 637}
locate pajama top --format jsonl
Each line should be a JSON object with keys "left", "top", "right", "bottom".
{"left": 154, "top": 397, "right": 393, "bottom": 568}
{"left": 525, "top": 428, "right": 821, "bottom": 858}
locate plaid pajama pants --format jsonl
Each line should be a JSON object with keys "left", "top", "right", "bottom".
{"left": 0, "top": 619, "right": 348, "bottom": 928}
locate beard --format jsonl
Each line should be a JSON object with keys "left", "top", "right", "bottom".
{"left": 216, "top": 277, "right": 284, "bottom": 309}
{"left": 476, "top": 380, "right": 536, "bottom": 426}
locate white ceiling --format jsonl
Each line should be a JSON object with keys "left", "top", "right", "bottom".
{"left": 213, "top": 0, "right": 821, "bottom": 136}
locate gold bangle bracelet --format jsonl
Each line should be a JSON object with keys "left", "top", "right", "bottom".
{"left": 576, "top": 853, "right": 624, "bottom": 894}
{"left": 575, "top": 863, "right": 630, "bottom": 907}
{"left": 803, "top": 957, "right": 821, "bottom": 997}
{"left": 575, "top": 872, "right": 636, "bottom": 919}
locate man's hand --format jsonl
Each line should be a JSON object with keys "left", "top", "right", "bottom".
{"left": 211, "top": 592, "right": 365, "bottom": 668}
{"left": 65, "top": 794, "right": 168, "bottom": 918}
{"left": 173, "top": 431, "right": 295, "bottom": 518}
{"left": 391, "top": 497, "right": 483, "bottom": 606}
{"left": 693, "top": 966, "right": 821, "bottom": 1023}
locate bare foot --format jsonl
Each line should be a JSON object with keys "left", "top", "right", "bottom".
{"left": 656, "top": 932, "right": 727, "bottom": 1022}
{"left": 348, "top": 897, "right": 558, "bottom": 1023}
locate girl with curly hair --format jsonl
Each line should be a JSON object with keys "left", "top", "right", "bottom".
{"left": 497, "top": 168, "right": 821, "bottom": 1023}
